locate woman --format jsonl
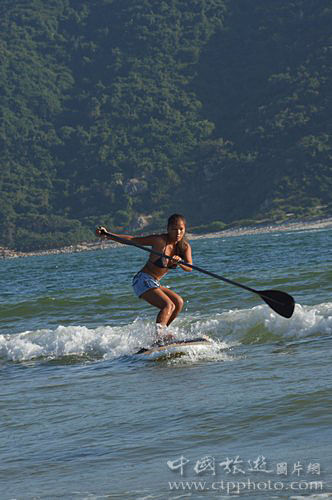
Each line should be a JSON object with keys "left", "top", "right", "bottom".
{"left": 96, "top": 214, "right": 192, "bottom": 342}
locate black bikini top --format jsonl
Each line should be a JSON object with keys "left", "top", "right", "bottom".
{"left": 153, "top": 255, "right": 168, "bottom": 268}
{"left": 150, "top": 240, "right": 179, "bottom": 269}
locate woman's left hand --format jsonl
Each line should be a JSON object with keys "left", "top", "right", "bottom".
{"left": 170, "top": 255, "right": 183, "bottom": 266}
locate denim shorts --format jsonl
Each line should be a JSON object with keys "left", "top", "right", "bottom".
{"left": 132, "top": 271, "right": 160, "bottom": 297}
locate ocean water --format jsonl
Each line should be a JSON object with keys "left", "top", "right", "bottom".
{"left": 1, "top": 228, "right": 332, "bottom": 499}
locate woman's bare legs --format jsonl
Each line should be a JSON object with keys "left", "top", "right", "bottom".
{"left": 140, "top": 286, "right": 184, "bottom": 338}
{"left": 159, "top": 286, "right": 184, "bottom": 326}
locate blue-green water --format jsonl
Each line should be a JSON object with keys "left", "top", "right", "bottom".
{"left": 1, "top": 228, "right": 332, "bottom": 499}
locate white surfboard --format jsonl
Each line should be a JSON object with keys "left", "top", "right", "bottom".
{"left": 135, "top": 336, "right": 212, "bottom": 360}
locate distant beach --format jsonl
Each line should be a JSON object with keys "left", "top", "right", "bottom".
{"left": 2, "top": 217, "right": 332, "bottom": 259}
{"left": 188, "top": 216, "right": 332, "bottom": 240}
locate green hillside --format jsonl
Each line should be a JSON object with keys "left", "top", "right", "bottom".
{"left": 1, "top": 0, "right": 331, "bottom": 250}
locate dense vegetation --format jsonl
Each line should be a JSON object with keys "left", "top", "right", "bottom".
{"left": 1, "top": 0, "right": 331, "bottom": 250}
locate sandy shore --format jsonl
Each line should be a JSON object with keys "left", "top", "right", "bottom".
{"left": 0, "top": 242, "right": 104, "bottom": 259}
{"left": 188, "top": 217, "right": 332, "bottom": 240}
{"left": 1, "top": 217, "right": 332, "bottom": 259}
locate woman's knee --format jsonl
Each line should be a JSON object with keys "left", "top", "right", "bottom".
{"left": 177, "top": 296, "right": 184, "bottom": 312}
{"left": 163, "top": 299, "right": 176, "bottom": 315}
{"left": 174, "top": 295, "right": 184, "bottom": 313}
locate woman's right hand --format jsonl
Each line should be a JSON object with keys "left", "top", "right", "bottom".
{"left": 96, "top": 226, "right": 108, "bottom": 237}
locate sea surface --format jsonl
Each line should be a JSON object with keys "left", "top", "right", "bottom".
{"left": 1, "top": 228, "right": 332, "bottom": 499}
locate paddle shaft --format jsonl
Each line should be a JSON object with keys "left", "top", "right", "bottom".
{"left": 100, "top": 230, "right": 269, "bottom": 300}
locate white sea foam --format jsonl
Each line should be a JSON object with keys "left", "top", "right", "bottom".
{"left": 264, "top": 302, "right": 332, "bottom": 338}
{"left": 0, "top": 324, "right": 143, "bottom": 362}
{"left": 1, "top": 302, "right": 331, "bottom": 362}
{"left": 178, "top": 301, "right": 332, "bottom": 344}
{"left": 291, "top": 494, "right": 332, "bottom": 500}
{"left": 0, "top": 319, "right": 229, "bottom": 363}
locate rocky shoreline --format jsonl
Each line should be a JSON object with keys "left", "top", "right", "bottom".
{"left": 0, "top": 241, "right": 113, "bottom": 259}
{"left": 189, "top": 216, "right": 332, "bottom": 240}
{"left": 1, "top": 217, "right": 332, "bottom": 259}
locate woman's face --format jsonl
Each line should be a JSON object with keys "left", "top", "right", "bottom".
{"left": 167, "top": 218, "right": 186, "bottom": 243}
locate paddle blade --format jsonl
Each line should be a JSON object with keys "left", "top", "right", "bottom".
{"left": 258, "top": 290, "right": 295, "bottom": 318}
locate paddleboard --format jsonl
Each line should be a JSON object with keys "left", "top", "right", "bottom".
{"left": 135, "top": 336, "right": 213, "bottom": 360}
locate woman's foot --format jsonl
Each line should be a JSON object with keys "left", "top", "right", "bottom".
{"left": 155, "top": 324, "right": 176, "bottom": 345}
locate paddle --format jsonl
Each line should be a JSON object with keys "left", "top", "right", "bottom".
{"left": 97, "top": 227, "right": 295, "bottom": 319}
